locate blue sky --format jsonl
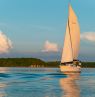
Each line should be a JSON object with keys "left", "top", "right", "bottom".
{"left": 0, "top": 0, "right": 95, "bottom": 61}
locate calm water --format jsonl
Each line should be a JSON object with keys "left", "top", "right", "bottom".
{"left": 0, "top": 67, "right": 95, "bottom": 97}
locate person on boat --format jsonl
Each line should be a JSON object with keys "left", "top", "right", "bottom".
{"left": 73, "top": 60, "right": 81, "bottom": 67}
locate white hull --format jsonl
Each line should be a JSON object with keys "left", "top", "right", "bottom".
{"left": 60, "top": 64, "right": 81, "bottom": 73}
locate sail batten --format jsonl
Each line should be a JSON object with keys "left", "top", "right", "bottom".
{"left": 61, "top": 4, "right": 80, "bottom": 64}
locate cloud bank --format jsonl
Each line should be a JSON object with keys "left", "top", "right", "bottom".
{"left": 0, "top": 31, "right": 12, "bottom": 54}
{"left": 42, "top": 40, "right": 58, "bottom": 52}
{"left": 81, "top": 32, "right": 95, "bottom": 42}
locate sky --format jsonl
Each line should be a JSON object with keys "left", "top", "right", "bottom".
{"left": 0, "top": 0, "right": 95, "bottom": 61}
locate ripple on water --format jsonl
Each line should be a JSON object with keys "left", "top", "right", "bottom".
{"left": 0, "top": 73, "right": 11, "bottom": 78}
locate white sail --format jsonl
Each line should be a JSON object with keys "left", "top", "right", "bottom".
{"left": 61, "top": 21, "right": 73, "bottom": 63}
{"left": 61, "top": 4, "right": 80, "bottom": 63}
{"left": 69, "top": 5, "right": 80, "bottom": 60}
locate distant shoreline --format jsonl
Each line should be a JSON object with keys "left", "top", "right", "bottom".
{"left": 0, "top": 58, "right": 95, "bottom": 68}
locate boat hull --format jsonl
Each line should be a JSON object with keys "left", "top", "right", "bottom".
{"left": 60, "top": 65, "right": 81, "bottom": 73}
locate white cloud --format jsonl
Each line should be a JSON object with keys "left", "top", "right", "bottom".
{"left": 42, "top": 40, "right": 58, "bottom": 52}
{"left": 81, "top": 32, "right": 95, "bottom": 42}
{"left": 0, "top": 31, "right": 12, "bottom": 54}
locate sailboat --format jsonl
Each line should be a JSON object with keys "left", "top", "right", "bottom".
{"left": 60, "top": 4, "right": 81, "bottom": 73}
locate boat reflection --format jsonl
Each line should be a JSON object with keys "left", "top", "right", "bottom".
{"left": 0, "top": 83, "right": 7, "bottom": 97}
{"left": 60, "top": 73, "right": 80, "bottom": 97}
{"left": 0, "top": 67, "right": 9, "bottom": 73}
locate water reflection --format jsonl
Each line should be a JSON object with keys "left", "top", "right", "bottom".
{"left": 60, "top": 73, "right": 80, "bottom": 97}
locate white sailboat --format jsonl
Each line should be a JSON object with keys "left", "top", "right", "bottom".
{"left": 60, "top": 4, "right": 81, "bottom": 73}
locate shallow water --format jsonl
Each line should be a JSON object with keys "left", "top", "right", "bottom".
{"left": 0, "top": 67, "right": 95, "bottom": 97}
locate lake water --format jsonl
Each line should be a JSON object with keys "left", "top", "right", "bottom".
{"left": 0, "top": 67, "right": 95, "bottom": 97}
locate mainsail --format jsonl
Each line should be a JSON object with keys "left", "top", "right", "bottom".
{"left": 61, "top": 4, "right": 80, "bottom": 63}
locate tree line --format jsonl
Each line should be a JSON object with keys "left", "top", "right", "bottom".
{"left": 0, "top": 58, "right": 95, "bottom": 68}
